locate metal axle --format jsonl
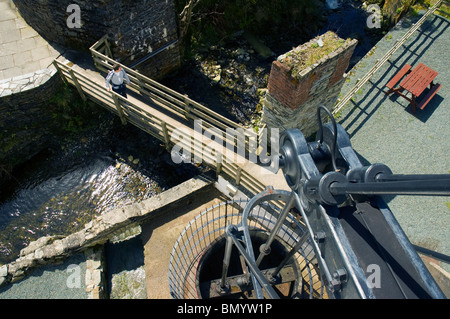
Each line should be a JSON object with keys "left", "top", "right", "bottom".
{"left": 329, "top": 179, "right": 450, "bottom": 196}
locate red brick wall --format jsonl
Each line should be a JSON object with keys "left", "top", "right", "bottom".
{"left": 267, "top": 60, "right": 320, "bottom": 110}
{"left": 328, "top": 49, "right": 354, "bottom": 87}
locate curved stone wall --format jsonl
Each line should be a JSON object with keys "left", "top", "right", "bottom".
{"left": 0, "top": 69, "right": 63, "bottom": 183}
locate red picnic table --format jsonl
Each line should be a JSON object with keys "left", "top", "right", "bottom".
{"left": 385, "top": 62, "right": 441, "bottom": 113}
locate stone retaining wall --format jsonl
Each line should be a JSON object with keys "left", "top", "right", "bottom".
{"left": 84, "top": 246, "right": 106, "bottom": 299}
{"left": 261, "top": 32, "right": 357, "bottom": 138}
{"left": 0, "top": 68, "right": 63, "bottom": 182}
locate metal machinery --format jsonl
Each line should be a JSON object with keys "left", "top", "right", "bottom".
{"left": 169, "top": 106, "right": 449, "bottom": 299}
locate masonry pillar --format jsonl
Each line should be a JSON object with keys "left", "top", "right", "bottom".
{"left": 261, "top": 31, "right": 358, "bottom": 138}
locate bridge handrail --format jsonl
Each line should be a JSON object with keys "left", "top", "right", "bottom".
{"left": 89, "top": 36, "right": 269, "bottom": 156}
{"left": 89, "top": 36, "right": 246, "bottom": 132}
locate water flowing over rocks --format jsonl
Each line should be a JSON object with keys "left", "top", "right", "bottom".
{"left": 163, "top": 35, "right": 273, "bottom": 126}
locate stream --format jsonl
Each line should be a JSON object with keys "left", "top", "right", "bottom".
{"left": 0, "top": 115, "right": 202, "bottom": 265}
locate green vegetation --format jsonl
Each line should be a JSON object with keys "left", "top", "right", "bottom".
{"left": 110, "top": 269, "right": 147, "bottom": 299}
{"left": 175, "top": 0, "right": 325, "bottom": 56}
{"left": 49, "top": 84, "right": 102, "bottom": 134}
{"left": 360, "top": 0, "right": 385, "bottom": 4}
{"left": 411, "top": 0, "right": 450, "bottom": 18}
{"left": 359, "top": 0, "right": 426, "bottom": 30}
{"left": 281, "top": 31, "right": 351, "bottom": 78}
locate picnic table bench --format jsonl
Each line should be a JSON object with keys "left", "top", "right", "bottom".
{"left": 385, "top": 63, "right": 441, "bottom": 113}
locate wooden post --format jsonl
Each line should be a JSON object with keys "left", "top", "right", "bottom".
{"left": 184, "top": 94, "right": 191, "bottom": 120}
{"left": 235, "top": 167, "right": 242, "bottom": 186}
{"left": 91, "top": 51, "right": 98, "bottom": 69}
{"left": 52, "top": 60, "right": 69, "bottom": 86}
{"left": 111, "top": 92, "right": 127, "bottom": 125}
{"left": 215, "top": 152, "right": 223, "bottom": 178}
{"left": 68, "top": 69, "right": 87, "bottom": 102}
{"left": 161, "top": 122, "right": 171, "bottom": 150}
{"left": 104, "top": 37, "right": 113, "bottom": 59}
{"left": 216, "top": 162, "right": 222, "bottom": 178}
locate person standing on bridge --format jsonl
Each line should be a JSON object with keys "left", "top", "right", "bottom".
{"left": 106, "top": 64, "right": 130, "bottom": 98}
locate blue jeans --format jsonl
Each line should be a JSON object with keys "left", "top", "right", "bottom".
{"left": 112, "top": 83, "right": 127, "bottom": 98}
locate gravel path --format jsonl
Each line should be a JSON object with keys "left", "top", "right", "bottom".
{"left": 0, "top": 253, "right": 87, "bottom": 299}
{"left": 337, "top": 11, "right": 449, "bottom": 269}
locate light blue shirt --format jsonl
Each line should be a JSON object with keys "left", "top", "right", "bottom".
{"left": 105, "top": 69, "right": 130, "bottom": 89}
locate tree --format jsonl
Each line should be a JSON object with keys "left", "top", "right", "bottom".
{"left": 179, "top": 0, "right": 202, "bottom": 40}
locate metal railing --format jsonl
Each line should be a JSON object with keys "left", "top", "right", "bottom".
{"left": 168, "top": 199, "right": 325, "bottom": 299}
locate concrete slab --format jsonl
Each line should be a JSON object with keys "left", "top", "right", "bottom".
{"left": 16, "top": 37, "right": 36, "bottom": 52}
{"left": 0, "top": 28, "right": 20, "bottom": 42}
{"left": 0, "top": 54, "right": 13, "bottom": 69}
{"left": 0, "top": 9, "right": 16, "bottom": 22}
{"left": 0, "top": 19, "right": 17, "bottom": 31}
{"left": 0, "top": 41, "right": 18, "bottom": 57}
{"left": 1, "top": 66, "right": 21, "bottom": 79}
{"left": 19, "top": 26, "right": 39, "bottom": 39}
{"left": 12, "top": 50, "right": 32, "bottom": 66}
{"left": 39, "top": 56, "right": 55, "bottom": 69}
{"left": 31, "top": 45, "right": 50, "bottom": 61}
{"left": 0, "top": 0, "right": 61, "bottom": 80}
{"left": 20, "top": 60, "right": 41, "bottom": 74}
{"left": 14, "top": 17, "right": 27, "bottom": 29}
{"left": 141, "top": 187, "right": 228, "bottom": 299}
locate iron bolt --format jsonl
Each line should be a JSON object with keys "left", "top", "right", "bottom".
{"left": 333, "top": 268, "right": 347, "bottom": 283}
{"left": 314, "top": 231, "right": 326, "bottom": 243}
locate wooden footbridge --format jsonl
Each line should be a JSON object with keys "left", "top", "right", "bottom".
{"left": 52, "top": 36, "right": 288, "bottom": 196}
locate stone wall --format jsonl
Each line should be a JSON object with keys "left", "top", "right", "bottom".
{"left": 0, "top": 69, "right": 63, "bottom": 182}
{"left": 261, "top": 32, "right": 357, "bottom": 138}
{"left": 12, "top": 0, "right": 181, "bottom": 79}
{"left": 131, "top": 41, "right": 181, "bottom": 81}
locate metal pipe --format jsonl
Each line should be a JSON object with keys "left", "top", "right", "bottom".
{"left": 256, "top": 192, "right": 296, "bottom": 266}
{"left": 291, "top": 192, "right": 340, "bottom": 296}
{"left": 271, "top": 232, "right": 310, "bottom": 279}
{"left": 376, "top": 174, "right": 450, "bottom": 182}
{"left": 412, "top": 244, "right": 450, "bottom": 264}
{"left": 220, "top": 234, "right": 234, "bottom": 289}
{"left": 228, "top": 226, "right": 279, "bottom": 299}
{"left": 128, "top": 39, "right": 178, "bottom": 69}
{"left": 329, "top": 179, "right": 450, "bottom": 196}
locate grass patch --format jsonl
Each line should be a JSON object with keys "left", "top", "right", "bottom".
{"left": 411, "top": 0, "right": 449, "bottom": 18}
{"left": 280, "top": 31, "right": 352, "bottom": 79}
